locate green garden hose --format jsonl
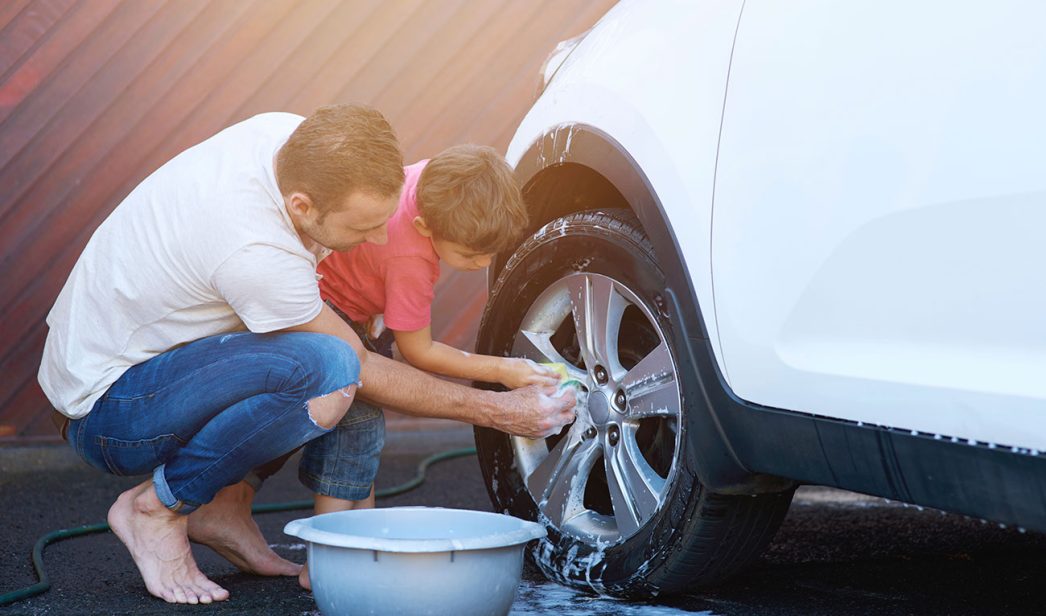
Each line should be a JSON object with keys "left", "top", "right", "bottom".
{"left": 0, "top": 446, "right": 477, "bottom": 607}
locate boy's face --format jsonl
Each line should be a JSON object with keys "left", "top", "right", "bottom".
{"left": 412, "top": 215, "right": 495, "bottom": 271}
{"left": 431, "top": 237, "right": 495, "bottom": 272}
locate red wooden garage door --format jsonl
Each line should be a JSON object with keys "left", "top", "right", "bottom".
{"left": 0, "top": 0, "right": 615, "bottom": 441}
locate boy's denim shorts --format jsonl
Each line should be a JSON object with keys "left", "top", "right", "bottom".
{"left": 295, "top": 398, "right": 385, "bottom": 500}
{"left": 249, "top": 309, "right": 390, "bottom": 500}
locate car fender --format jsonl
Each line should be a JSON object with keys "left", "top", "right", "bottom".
{"left": 505, "top": 119, "right": 793, "bottom": 494}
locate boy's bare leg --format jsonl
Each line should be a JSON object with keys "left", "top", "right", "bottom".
{"left": 298, "top": 486, "right": 376, "bottom": 590}
{"left": 187, "top": 481, "right": 301, "bottom": 577}
{"left": 108, "top": 479, "right": 230, "bottom": 604}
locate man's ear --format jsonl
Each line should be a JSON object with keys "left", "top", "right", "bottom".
{"left": 287, "top": 192, "right": 315, "bottom": 218}
{"left": 412, "top": 216, "right": 434, "bottom": 238}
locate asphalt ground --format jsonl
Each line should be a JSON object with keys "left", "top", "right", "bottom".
{"left": 2, "top": 427, "right": 1043, "bottom": 616}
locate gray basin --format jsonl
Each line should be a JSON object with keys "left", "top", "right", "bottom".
{"left": 284, "top": 506, "right": 546, "bottom": 616}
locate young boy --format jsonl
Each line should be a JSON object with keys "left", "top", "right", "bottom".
{"left": 317, "top": 144, "right": 559, "bottom": 389}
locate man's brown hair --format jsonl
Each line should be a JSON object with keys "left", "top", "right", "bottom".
{"left": 276, "top": 104, "right": 404, "bottom": 212}
{"left": 416, "top": 144, "right": 528, "bottom": 254}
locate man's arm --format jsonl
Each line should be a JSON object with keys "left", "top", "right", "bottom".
{"left": 283, "top": 304, "right": 575, "bottom": 438}
{"left": 284, "top": 302, "right": 368, "bottom": 358}
{"left": 359, "top": 353, "right": 574, "bottom": 437}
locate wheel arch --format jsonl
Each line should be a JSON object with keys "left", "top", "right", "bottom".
{"left": 499, "top": 124, "right": 795, "bottom": 494}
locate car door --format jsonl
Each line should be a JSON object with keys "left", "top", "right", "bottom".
{"left": 711, "top": 0, "right": 1046, "bottom": 451}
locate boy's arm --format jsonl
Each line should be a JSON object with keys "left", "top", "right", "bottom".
{"left": 394, "top": 326, "right": 559, "bottom": 389}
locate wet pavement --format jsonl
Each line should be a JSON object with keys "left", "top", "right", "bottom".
{"left": 2, "top": 427, "right": 1043, "bottom": 615}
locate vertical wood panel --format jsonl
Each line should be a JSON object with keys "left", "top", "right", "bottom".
{"left": 0, "top": 0, "right": 74, "bottom": 76}
{"left": 283, "top": 0, "right": 425, "bottom": 113}
{"left": 0, "top": 1, "right": 122, "bottom": 123}
{"left": 0, "top": 2, "right": 242, "bottom": 346}
{"left": 0, "top": 0, "right": 616, "bottom": 440}
{"left": 0, "top": 0, "right": 37, "bottom": 33}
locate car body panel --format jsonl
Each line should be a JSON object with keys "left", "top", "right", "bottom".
{"left": 500, "top": 0, "right": 1046, "bottom": 530}
{"left": 506, "top": 0, "right": 744, "bottom": 376}
{"left": 713, "top": 1, "right": 1046, "bottom": 450}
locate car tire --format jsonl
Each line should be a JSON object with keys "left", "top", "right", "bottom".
{"left": 474, "top": 208, "right": 794, "bottom": 597}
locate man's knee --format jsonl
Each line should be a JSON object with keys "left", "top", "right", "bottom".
{"left": 270, "top": 333, "right": 360, "bottom": 429}
{"left": 281, "top": 333, "right": 361, "bottom": 397}
{"left": 307, "top": 384, "right": 358, "bottom": 430}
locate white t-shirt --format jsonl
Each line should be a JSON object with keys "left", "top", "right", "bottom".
{"left": 39, "top": 112, "right": 331, "bottom": 419}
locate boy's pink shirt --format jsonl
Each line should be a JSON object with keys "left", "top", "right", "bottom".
{"left": 317, "top": 160, "right": 440, "bottom": 332}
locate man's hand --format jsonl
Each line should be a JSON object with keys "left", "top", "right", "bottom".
{"left": 483, "top": 384, "right": 577, "bottom": 439}
{"left": 496, "top": 357, "right": 561, "bottom": 390}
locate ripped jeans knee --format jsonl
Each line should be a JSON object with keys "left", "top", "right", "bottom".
{"left": 307, "top": 384, "right": 360, "bottom": 430}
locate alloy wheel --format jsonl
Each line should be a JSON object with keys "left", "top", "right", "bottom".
{"left": 510, "top": 272, "right": 682, "bottom": 543}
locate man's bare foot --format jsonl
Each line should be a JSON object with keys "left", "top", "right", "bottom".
{"left": 188, "top": 481, "right": 301, "bottom": 577}
{"left": 108, "top": 479, "right": 229, "bottom": 604}
{"left": 299, "top": 564, "right": 312, "bottom": 590}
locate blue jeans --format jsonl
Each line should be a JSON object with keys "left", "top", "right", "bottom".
{"left": 67, "top": 331, "right": 384, "bottom": 514}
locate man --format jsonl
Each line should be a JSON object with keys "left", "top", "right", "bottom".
{"left": 38, "top": 105, "right": 575, "bottom": 604}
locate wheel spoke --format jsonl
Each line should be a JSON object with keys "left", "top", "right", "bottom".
{"left": 605, "top": 429, "right": 665, "bottom": 536}
{"left": 567, "top": 275, "right": 627, "bottom": 375}
{"left": 512, "top": 330, "right": 587, "bottom": 381}
{"left": 622, "top": 342, "right": 679, "bottom": 418}
{"left": 527, "top": 429, "right": 599, "bottom": 526}
{"left": 568, "top": 510, "right": 618, "bottom": 541}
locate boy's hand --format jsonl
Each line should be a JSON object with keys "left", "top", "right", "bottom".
{"left": 497, "top": 357, "right": 561, "bottom": 389}
{"left": 366, "top": 314, "right": 386, "bottom": 339}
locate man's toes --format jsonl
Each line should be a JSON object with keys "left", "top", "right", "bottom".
{"left": 183, "top": 587, "right": 200, "bottom": 605}
{"left": 268, "top": 555, "right": 303, "bottom": 576}
{"left": 197, "top": 578, "right": 229, "bottom": 602}
{"left": 189, "top": 581, "right": 215, "bottom": 604}
{"left": 170, "top": 585, "right": 188, "bottom": 604}
{"left": 212, "top": 587, "right": 230, "bottom": 602}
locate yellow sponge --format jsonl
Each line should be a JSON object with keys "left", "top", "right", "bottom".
{"left": 542, "top": 362, "right": 584, "bottom": 392}
{"left": 541, "top": 362, "right": 571, "bottom": 382}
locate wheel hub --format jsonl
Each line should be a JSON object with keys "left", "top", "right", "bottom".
{"left": 586, "top": 390, "right": 611, "bottom": 425}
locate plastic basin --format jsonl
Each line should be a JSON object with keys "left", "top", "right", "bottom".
{"left": 284, "top": 506, "right": 546, "bottom": 616}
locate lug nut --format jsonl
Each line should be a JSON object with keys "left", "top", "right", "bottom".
{"left": 608, "top": 425, "right": 620, "bottom": 447}
{"left": 583, "top": 427, "right": 597, "bottom": 440}
{"left": 594, "top": 365, "right": 608, "bottom": 385}
{"left": 614, "top": 389, "right": 626, "bottom": 409}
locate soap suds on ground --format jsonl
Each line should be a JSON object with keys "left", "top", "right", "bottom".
{"left": 510, "top": 580, "right": 716, "bottom": 615}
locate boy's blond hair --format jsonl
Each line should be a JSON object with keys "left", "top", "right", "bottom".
{"left": 277, "top": 104, "right": 404, "bottom": 213}
{"left": 416, "top": 144, "right": 528, "bottom": 253}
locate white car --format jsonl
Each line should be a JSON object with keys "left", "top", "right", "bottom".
{"left": 472, "top": 0, "right": 1046, "bottom": 598}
